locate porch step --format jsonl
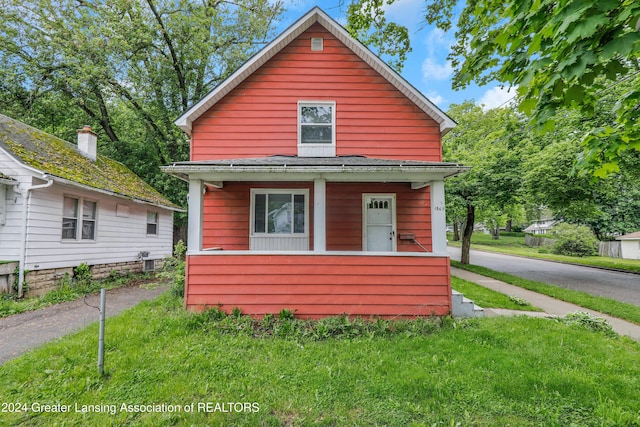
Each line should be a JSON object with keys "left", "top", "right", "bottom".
{"left": 451, "top": 290, "right": 485, "bottom": 318}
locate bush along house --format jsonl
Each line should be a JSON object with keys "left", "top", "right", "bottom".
{"left": 0, "top": 114, "right": 182, "bottom": 296}
{"left": 162, "top": 7, "right": 468, "bottom": 318}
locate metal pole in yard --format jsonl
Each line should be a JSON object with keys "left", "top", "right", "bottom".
{"left": 98, "top": 288, "right": 106, "bottom": 376}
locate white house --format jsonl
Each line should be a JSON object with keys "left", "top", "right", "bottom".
{"left": 617, "top": 232, "right": 640, "bottom": 260}
{"left": 0, "top": 114, "right": 181, "bottom": 296}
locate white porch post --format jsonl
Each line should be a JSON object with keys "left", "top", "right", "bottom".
{"left": 313, "top": 178, "right": 327, "bottom": 252}
{"left": 188, "top": 179, "right": 203, "bottom": 252}
{"left": 430, "top": 180, "right": 447, "bottom": 255}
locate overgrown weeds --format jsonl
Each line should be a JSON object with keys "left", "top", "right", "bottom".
{"left": 185, "top": 306, "right": 457, "bottom": 341}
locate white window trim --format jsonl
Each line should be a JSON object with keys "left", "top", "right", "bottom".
{"left": 62, "top": 195, "right": 98, "bottom": 242}
{"left": 249, "top": 188, "right": 311, "bottom": 251}
{"left": 297, "top": 101, "right": 336, "bottom": 157}
{"left": 146, "top": 211, "right": 159, "bottom": 236}
{"left": 250, "top": 189, "right": 310, "bottom": 237}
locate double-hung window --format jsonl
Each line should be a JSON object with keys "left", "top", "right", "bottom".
{"left": 298, "top": 101, "right": 336, "bottom": 157}
{"left": 147, "top": 212, "right": 159, "bottom": 235}
{"left": 62, "top": 196, "right": 97, "bottom": 241}
{"left": 250, "top": 189, "right": 309, "bottom": 250}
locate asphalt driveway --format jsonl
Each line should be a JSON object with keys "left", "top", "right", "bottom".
{"left": 0, "top": 283, "right": 167, "bottom": 364}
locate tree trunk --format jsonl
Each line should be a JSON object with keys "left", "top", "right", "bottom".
{"left": 506, "top": 219, "right": 512, "bottom": 232}
{"left": 453, "top": 221, "right": 460, "bottom": 241}
{"left": 460, "top": 204, "right": 475, "bottom": 264}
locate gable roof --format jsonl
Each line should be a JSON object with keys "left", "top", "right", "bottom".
{"left": 0, "top": 114, "right": 180, "bottom": 210}
{"left": 175, "top": 7, "right": 456, "bottom": 136}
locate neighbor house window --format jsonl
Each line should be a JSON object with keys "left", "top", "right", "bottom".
{"left": 147, "top": 212, "right": 158, "bottom": 235}
{"left": 251, "top": 190, "right": 308, "bottom": 236}
{"left": 62, "top": 196, "right": 97, "bottom": 240}
{"left": 298, "top": 101, "right": 336, "bottom": 157}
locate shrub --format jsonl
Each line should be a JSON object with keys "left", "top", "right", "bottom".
{"left": 561, "top": 311, "right": 616, "bottom": 337}
{"left": 161, "top": 240, "right": 186, "bottom": 298}
{"left": 73, "top": 263, "right": 92, "bottom": 284}
{"left": 549, "top": 223, "right": 598, "bottom": 257}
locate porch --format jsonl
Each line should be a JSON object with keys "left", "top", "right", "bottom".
{"left": 186, "top": 251, "right": 451, "bottom": 318}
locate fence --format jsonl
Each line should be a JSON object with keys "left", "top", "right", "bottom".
{"left": 525, "top": 234, "right": 622, "bottom": 258}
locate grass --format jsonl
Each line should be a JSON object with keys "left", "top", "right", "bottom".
{"left": 448, "top": 232, "right": 640, "bottom": 274}
{"left": 452, "top": 261, "right": 640, "bottom": 326}
{"left": 0, "top": 271, "right": 156, "bottom": 319}
{"left": 451, "top": 276, "right": 541, "bottom": 311}
{"left": 1, "top": 293, "right": 639, "bottom": 426}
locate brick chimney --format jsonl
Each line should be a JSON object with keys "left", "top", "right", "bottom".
{"left": 76, "top": 125, "right": 97, "bottom": 161}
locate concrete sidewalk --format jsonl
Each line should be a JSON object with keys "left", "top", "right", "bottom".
{"left": 0, "top": 283, "right": 167, "bottom": 364}
{"left": 452, "top": 267, "right": 640, "bottom": 341}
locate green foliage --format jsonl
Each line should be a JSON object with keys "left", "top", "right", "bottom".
{"left": 508, "top": 295, "right": 530, "bottom": 307}
{"left": 561, "top": 311, "right": 616, "bottom": 338}
{"left": 0, "top": 270, "right": 153, "bottom": 318}
{"left": 346, "top": 0, "right": 411, "bottom": 72}
{"left": 0, "top": 0, "right": 284, "bottom": 211}
{"left": 73, "top": 263, "right": 92, "bottom": 284}
{"left": 443, "top": 102, "right": 528, "bottom": 263}
{"left": 2, "top": 295, "right": 640, "bottom": 426}
{"left": 422, "top": 0, "right": 640, "bottom": 176}
{"left": 451, "top": 276, "right": 540, "bottom": 311}
{"left": 550, "top": 223, "right": 599, "bottom": 257}
{"left": 160, "top": 240, "right": 186, "bottom": 298}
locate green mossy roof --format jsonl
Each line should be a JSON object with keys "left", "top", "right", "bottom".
{"left": 0, "top": 114, "right": 178, "bottom": 209}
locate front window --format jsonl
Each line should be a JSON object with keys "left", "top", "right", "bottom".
{"left": 62, "top": 196, "right": 97, "bottom": 241}
{"left": 298, "top": 101, "right": 336, "bottom": 157}
{"left": 252, "top": 190, "right": 307, "bottom": 236}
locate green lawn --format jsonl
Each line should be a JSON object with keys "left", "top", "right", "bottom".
{"left": 1, "top": 293, "right": 639, "bottom": 426}
{"left": 451, "top": 276, "right": 541, "bottom": 311}
{"left": 448, "top": 232, "right": 640, "bottom": 274}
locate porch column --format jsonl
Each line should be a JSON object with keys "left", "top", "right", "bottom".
{"left": 430, "top": 180, "right": 447, "bottom": 255}
{"left": 314, "top": 178, "right": 326, "bottom": 251}
{"left": 188, "top": 179, "right": 203, "bottom": 252}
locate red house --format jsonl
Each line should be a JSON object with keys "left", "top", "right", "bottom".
{"left": 163, "top": 8, "right": 466, "bottom": 318}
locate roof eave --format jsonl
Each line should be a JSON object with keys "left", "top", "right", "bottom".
{"left": 174, "top": 7, "right": 456, "bottom": 135}
{"left": 46, "top": 174, "right": 184, "bottom": 212}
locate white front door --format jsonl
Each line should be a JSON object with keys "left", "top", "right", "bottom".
{"left": 363, "top": 194, "right": 396, "bottom": 252}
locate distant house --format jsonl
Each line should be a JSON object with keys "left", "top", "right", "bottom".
{"left": 617, "top": 232, "right": 640, "bottom": 260}
{"left": 0, "top": 114, "right": 181, "bottom": 296}
{"left": 524, "top": 219, "right": 558, "bottom": 235}
{"left": 163, "top": 8, "right": 467, "bottom": 318}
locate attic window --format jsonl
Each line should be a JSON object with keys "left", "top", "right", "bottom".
{"left": 311, "top": 37, "right": 323, "bottom": 51}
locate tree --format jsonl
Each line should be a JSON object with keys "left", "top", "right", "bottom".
{"left": 349, "top": 0, "right": 640, "bottom": 177}
{"left": 345, "top": 0, "right": 411, "bottom": 72}
{"left": 444, "top": 102, "right": 526, "bottom": 264}
{"left": 0, "top": 0, "right": 284, "bottom": 213}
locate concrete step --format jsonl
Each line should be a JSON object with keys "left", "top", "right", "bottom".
{"left": 451, "top": 290, "right": 485, "bottom": 318}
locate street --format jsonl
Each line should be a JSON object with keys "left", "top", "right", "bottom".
{"left": 448, "top": 247, "right": 640, "bottom": 306}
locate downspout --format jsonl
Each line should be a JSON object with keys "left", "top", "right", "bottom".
{"left": 17, "top": 176, "right": 53, "bottom": 297}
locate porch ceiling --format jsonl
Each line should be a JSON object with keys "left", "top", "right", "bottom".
{"left": 162, "top": 155, "right": 469, "bottom": 186}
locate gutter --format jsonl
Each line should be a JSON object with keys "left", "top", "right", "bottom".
{"left": 16, "top": 175, "right": 53, "bottom": 297}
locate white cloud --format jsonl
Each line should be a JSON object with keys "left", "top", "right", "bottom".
{"left": 421, "top": 57, "right": 453, "bottom": 81}
{"left": 478, "top": 86, "right": 517, "bottom": 111}
{"left": 383, "top": 0, "right": 424, "bottom": 30}
{"left": 425, "top": 91, "right": 445, "bottom": 108}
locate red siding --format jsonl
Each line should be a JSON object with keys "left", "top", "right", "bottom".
{"left": 202, "top": 182, "right": 314, "bottom": 250}
{"left": 327, "top": 183, "right": 431, "bottom": 252}
{"left": 191, "top": 23, "right": 442, "bottom": 162}
{"left": 202, "top": 182, "right": 431, "bottom": 251}
{"left": 186, "top": 253, "right": 451, "bottom": 318}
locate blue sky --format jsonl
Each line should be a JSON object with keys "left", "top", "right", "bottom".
{"left": 276, "top": 0, "right": 516, "bottom": 113}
